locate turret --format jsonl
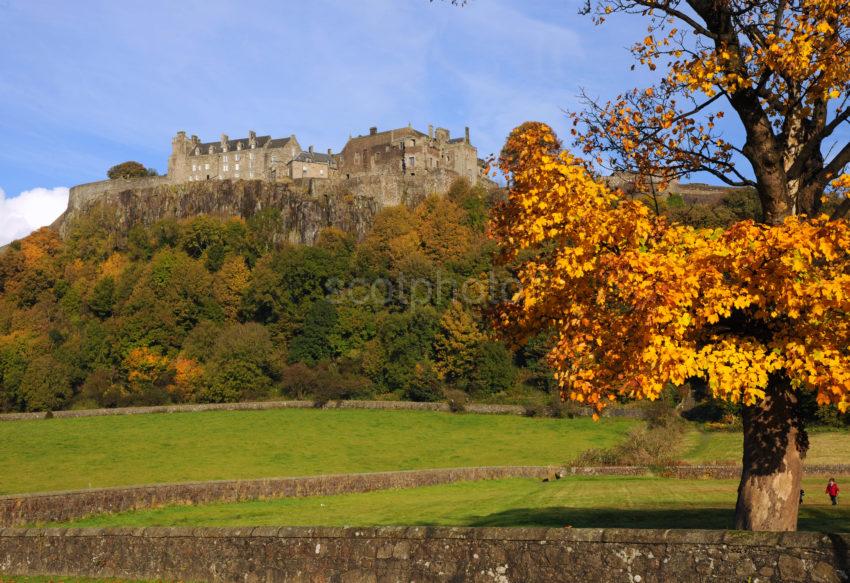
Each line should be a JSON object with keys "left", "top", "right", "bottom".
{"left": 220, "top": 134, "right": 229, "bottom": 152}
{"left": 168, "top": 131, "right": 192, "bottom": 177}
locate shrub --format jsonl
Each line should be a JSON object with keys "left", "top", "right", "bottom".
{"left": 280, "top": 362, "right": 319, "bottom": 400}
{"left": 572, "top": 414, "right": 687, "bottom": 468}
{"left": 572, "top": 426, "right": 682, "bottom": 467}
{"left": 445, "top": 388, "right": 468, "bottom": 413}
{"left": 280, "top": 362, "right": 372, "bottom": 405}
{"left": 406, "top": 360, "right": 444, "bottom": 402}
{"left": 79, "top": 368, "right": 122, "bottom": 408}
{"left": 312, "top": 373, "right": 372, "bottom": 406}
{"left": 202, "top": 360, "right": 270, "bottom": 403}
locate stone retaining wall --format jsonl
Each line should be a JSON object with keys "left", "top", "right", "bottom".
{"left": 0, "top": 399, "right": 600, "bottom": 422}
{"left": 0, "top": 467, "right": 550, "bottom": 527}
{"left": 0, "top": 526, "right": 846, "bottom": 582}
{"left": 4, "top": 464, "right": 848, "bottom": 529}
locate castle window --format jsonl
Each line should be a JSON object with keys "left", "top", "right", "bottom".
{"left": 222, "top": 155, "right": 228, "bottom": 163}
{"left": 192, "top": 164, "right": 197, "bottom": 172}
{"left": 195, "top": 148, "right": 200, "bottom": 155}
{"left": 235, "top": 154, "right": 240, "bottom": 161}
{"left": 249, "top": 171, "right": 254, "bottom": 178}
{"left": 408, "top": 156, "right": 415, "bottom": 169}
{"left": 235, "top": 164, "right": 240, "bottom": 171}
{"left": 205, "top": 163, "right": 210, "bottom": 170}
{"left": 235, "top": 173, "right": 240, "bottom": 178}
{"left": 320, "top": 169, "right": 325, "bottom": 175}
{"left": 251, "top": 144, "right": 255, "bottom": 149}
{"left": 249, "top": 153, "right": 255, "bottom": 160}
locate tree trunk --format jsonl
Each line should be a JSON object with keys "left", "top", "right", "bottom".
{"left": 734, "top": 374, "right": 809, "bottom": 530}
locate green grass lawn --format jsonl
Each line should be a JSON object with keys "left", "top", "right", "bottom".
{"left": 0, "top": 409, "right": 635, "bottom": 495}
{"left": 679, "top": 427, "right": 850, "bottom": 465}
{"left": 57, "top": 475, "right": 850, "bottom": 532}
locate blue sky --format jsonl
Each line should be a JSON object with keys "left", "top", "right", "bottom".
{"left": 0, "top": 0, "right": 652, "bottom": 242}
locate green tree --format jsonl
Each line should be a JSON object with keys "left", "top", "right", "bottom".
{"left": 288, "top": 300, "right": 338, "bottom": 365}
{"left": 20, "top": 355, "right": 72, "bottom": 411}
{"left": 378, "top": 307, "right": 438, "bottom": 390}
{"left": 469, "top": 341, "right": 516, "bottom": 396}
{"left": 200, "top": 323, "right": 281, "bottom": 402}
{"left": 107, "top": 161, "right": 157, "bottom": 179}
{"left": 88, "top": 276, "right": 116, "bottom": 319}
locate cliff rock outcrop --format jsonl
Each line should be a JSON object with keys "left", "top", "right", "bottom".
{"left": 54, "top": 171, "right": 462, "bottom": 244}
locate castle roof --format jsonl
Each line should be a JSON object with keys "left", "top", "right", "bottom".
{"left": 291, "top": 151, "right": 334, "bottom": 164}
{"left": 347, "top": 126, "right": 428, "bottom": 143}
{"left": 189, "top": 135, "right": 294, "bottom": 156}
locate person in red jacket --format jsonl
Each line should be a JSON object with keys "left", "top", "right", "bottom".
{"left": 826, "top": 478, "right": 840, "bottom": 505}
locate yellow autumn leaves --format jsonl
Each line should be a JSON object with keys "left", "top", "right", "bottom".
{"left": 492, "top": 122, "right": 850, "bottom": 415}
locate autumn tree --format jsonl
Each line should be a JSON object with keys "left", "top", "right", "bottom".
{"left": 433, "top": 300, "right": 485, "bottom": 385}
{"left": 492, "top": 118, "right": 850, "bottom": 532}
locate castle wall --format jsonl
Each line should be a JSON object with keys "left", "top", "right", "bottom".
{"left": 65, "top": 176, "right": 173, "bottom": 214}
{"left": 57, "top": 170, "right": 468, "bottom": 244}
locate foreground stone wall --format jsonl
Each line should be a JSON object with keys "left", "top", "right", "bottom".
{"left": 0, "top": 526, "right": 846, "bottom": 582}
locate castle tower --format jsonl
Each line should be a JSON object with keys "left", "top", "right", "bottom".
{"left": 168, "top": 131, "right": 192, "bottom": 179}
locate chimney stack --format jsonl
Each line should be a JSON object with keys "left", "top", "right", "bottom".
{"left": 309, "top": 145, "right": 314, "bottom": 154}
{"left": 327, "top": 148, "right": 333, "bottom": 156}
{"left": 428, "top": 125, "right": 434, "bottom": 139}
{"left": 465, "top": 127, "right": 470, "bottom": 144}
{"left": 369, "top": 127, "right": 378, "bottom": 135}
{"left": 221, "top": 134, "right": 229, "bottom": 151}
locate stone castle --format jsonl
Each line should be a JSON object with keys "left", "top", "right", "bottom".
{"left": 167, "top": 124, "right": 483, "bottom": 184}
{"left": 56, "top": 124, "right": 492, "bottom": 244}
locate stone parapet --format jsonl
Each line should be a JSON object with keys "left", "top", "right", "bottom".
{"left": 0, "top": 526, "right": 845, "bottom": 582}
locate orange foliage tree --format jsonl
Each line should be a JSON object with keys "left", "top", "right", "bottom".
{"left": 492, "top": 121, "right": 850, "bottom": 531}
{"left": 488, "top": 0, "right": 850, "bottom": 532}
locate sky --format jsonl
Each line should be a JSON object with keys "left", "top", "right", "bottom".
{"left": 0, "top": 0, "right": 659, "bottom": 244}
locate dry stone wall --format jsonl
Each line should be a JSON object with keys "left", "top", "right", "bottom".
{"left": 0, "top": 467, "right": 551, "bottom": 527}
{"left": 0, "top": 400, "right": 534, "bottom": 422}
{"left": 0, "top": 526, "right": 846, "bottom": 582}
{"left": 3, "top": 464, "right": 848, "bottom": 529}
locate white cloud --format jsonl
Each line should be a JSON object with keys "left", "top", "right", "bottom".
{"left": 0, "top": 187, "right": 69, "bottom": 246}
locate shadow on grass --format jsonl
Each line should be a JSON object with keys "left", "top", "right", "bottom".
{"left": 467, "top": 506, "right": 850, "bottom": 532}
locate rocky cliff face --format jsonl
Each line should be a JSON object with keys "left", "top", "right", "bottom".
{"left": 55, "top": 172, "right": 461, "bottom": 244}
